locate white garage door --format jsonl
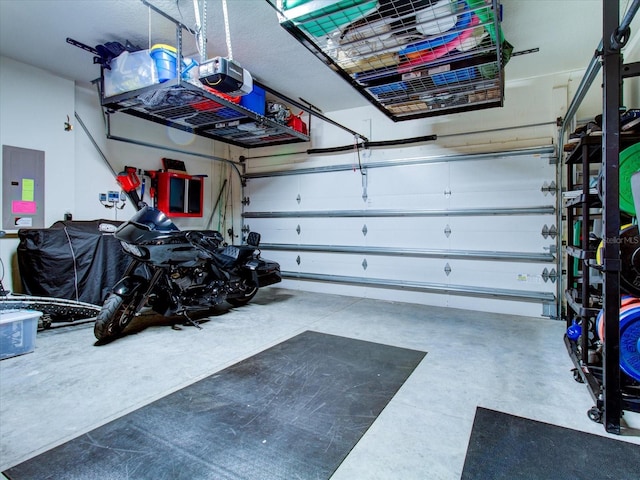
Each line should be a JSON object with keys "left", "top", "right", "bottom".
{"left": 243, "top": 146, "right": 558, "bottom": 318}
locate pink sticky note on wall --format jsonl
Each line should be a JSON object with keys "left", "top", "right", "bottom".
{"left": 12, "top": 200, "right": 37, "bottom": 214}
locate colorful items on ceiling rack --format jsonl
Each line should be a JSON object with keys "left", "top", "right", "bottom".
{"left": 277, "top": 0, "right": 512, "bottom": 121}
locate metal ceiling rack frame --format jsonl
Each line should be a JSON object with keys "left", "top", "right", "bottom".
{"left": 270, "top": 0, "right": 508, "bottom": 121}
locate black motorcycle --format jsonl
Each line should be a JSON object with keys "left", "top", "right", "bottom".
{"left": 94, "top": 206, "right": 281, "bottom": 341}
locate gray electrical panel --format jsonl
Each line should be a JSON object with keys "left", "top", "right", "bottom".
{"left": 2, "top": 145, "right": 45, "bottom": 230}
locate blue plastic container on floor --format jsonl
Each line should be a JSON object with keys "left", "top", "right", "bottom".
{"left": 0, "top": 310, "right": 42, "bottom": 360}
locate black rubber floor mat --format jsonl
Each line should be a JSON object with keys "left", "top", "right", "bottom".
{"left": 4, "top": 330, "right": 426, "bottom": 480}
{"left": 461, "top": 406, "right": 640, "bottom": 480}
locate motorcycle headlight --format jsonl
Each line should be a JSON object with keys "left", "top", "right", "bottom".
{"left": 120, "top": 241, "right": 146, "bottom": 258}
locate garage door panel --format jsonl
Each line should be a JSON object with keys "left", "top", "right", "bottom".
{"left": 245, "top": 177, "right": 300, "bottom": 211}
{"left": 361, "top": 217, "right": 450, "bottom": 249}
{"left": 448, "top": 156, "right": 554, "bottom": 193}
{"left": 448, "top": 190, "right": 553, "bottom": 209}
{"left": 447, "top": 216, "right": 556, "bottom": 251}
{"left": 368, "top": 163, "right": 450, "bottom": 196}
{"left": 365, "top": 192, "right": 448, "bottom": 210}
{"left": 363, "top": 256, "right": 449, "bottom": 284}
{"left": 446, "top": 260, "right": 556, "bottom": 293}
{"left": 243, "top": 218, "right": 301, "bottom": 244}
{"left": 361, "top": 288, "right": 449, "bottom": 308}
{"left": 447, "top": 296, "right": 544, "bottom": 317}
{"left": 298, "top": 171, "right": 367, "bottom": 210}
{"left": 260, "top": 250, "right": 300, "bottom": 272}
{"left": 299, "top": 218, "right": 370, "bottom": 245}
{"left": 296, "top": 252, "right": 371, "bottom": 277}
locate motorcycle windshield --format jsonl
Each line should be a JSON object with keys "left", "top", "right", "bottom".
{"left": 127, "top": 206, "right": 181, "bottom": 232}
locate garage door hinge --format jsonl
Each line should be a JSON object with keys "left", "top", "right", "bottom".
{"left": 296, "top": 255, "right": 301, "bottom": 265}
{"left": 362, "top": 224, "right": 368, "bottom": 236}
{"left": 444, "top": 263, "right": 451, "bottom": 276}
{"left": 541, "top": 224, "right": 557, "bottom": 239}
{"left": 541, "top": 181, "right": 557, "bottom": 196}
{"left": 296, "top": 224, "right": 301, "bottom": 235}
{"left": 362, "top": 258, "right": 368, "bottom": 270}
{"left": 242, "top": 196, "right": 250, "bottom": 206}
{"left": 444, "top": 224, "right": 451, "bottom": 238}
{"left": 242, "top": 225, "right": 250, "bottom": 234}
{"left": 541, "top": 268, "right": 557, "bottom": 283}
{"left": 296, "top": 194, "right": 301, "bottom": 204}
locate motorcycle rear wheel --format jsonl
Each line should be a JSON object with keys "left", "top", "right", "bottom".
{"left": 94, "top": 293, "right": 140, "bottom": 341}
{"left": 226, "top": 285, "right": 258, "bottom": 307}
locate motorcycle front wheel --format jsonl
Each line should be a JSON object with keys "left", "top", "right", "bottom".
{"left": 94, "top": 292, "right": 140, "bottom": 341}
{"left": 226, "top": 285, "right": 258, "bottom": 307}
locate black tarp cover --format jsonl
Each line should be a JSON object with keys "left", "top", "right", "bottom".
{"left": 17, "top": 220, "right": 130, "bottom": 305}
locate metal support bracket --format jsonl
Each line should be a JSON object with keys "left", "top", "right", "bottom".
{"left": 361, "top": 168, "right": 368, "bottom": 202}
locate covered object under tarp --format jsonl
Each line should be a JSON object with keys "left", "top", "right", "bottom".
{"left": 17, "top": 220, "right": 130, "bottom": 306}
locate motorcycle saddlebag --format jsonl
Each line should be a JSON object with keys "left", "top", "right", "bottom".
{"left": 244, "top": 258, "right": 282, "bottom": 287}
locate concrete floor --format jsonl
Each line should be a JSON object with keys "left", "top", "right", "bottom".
{"left": 1, "top": 287, "right": 639, "bottom": 479}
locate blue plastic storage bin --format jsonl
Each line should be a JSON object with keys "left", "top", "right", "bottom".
{"left": 0, "top": 310, "right": 42, "bottom": 360}
{"left": 240, "top": 85, "right": 266, "bottom": 115}
{"left": 432, "top": 67, "right": 477, "bottom": 86}
{"left": 150, "top": 44, "right": 198, "bottom": 82}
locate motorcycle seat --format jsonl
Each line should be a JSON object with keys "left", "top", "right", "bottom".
{"left": 214, "top": 244, "right": 256, "bottom": 269}
{"left": 213, "top": 245, "right": 240, "bottom": 268}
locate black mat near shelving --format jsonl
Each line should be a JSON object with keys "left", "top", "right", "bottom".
{"left": 461, "top": 407, "right": 640, "bottom": 480}
{"left": 3, "top": 330, "right": 426, "bottom": 480}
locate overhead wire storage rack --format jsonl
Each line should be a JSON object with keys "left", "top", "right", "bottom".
{"left": 101, "top": 78, "right": 311, "bottom": 149}
{"left": 272, "top": 0, "right": 510, "bottom": 121}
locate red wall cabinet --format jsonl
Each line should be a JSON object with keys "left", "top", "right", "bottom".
{"left": 156, "top": 171, "right": 204, "bottom": 218}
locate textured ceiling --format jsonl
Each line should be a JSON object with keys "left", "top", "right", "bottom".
{"left": 0, "top": 0, "right": 637, "bottom": 115}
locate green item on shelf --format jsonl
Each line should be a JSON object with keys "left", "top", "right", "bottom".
{"left": 572, "top": 220, "right": 581, "bottom": 277}
{"left": 467, "top": 0, "right": 512, "bottom": 79}
{"left": 620, "top": 142, "right": 640, "bottom": 216}
{"left": 466, "top": 0, "right": 503, "bottom": 44}
{"left": 478, "top": 39, "right": 513, "bottom": 79}
{"left": 283, "top": 0, "right": 379, "bottom": 37}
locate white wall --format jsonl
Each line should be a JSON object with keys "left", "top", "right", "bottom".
{"left": 0, "top": 56, "right": 75, "bottom": 293}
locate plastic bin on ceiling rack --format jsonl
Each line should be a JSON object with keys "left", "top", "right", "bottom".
{"left": 275, "top": 0, "right": 511, "bottom": 121}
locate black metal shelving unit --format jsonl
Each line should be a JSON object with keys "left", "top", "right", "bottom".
{"left": 564, "top": 133, "right": 640, "bottom": 430}
{"left": 273, "top": 0, "right": 508, "bottom": 121}
{"left": 562, "top": 0, "right": 640, "bottom": 434}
